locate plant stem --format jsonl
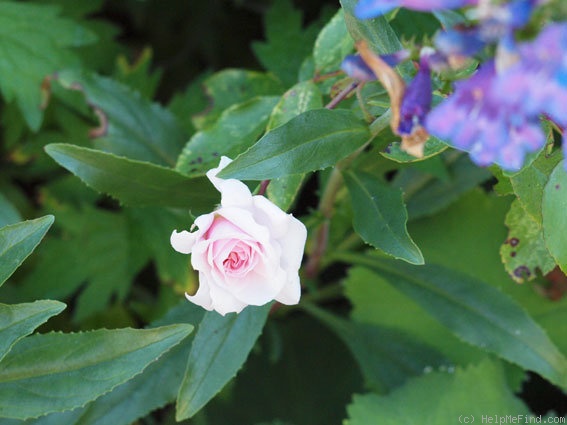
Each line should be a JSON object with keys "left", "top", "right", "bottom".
{"left": 304, "top": 109, "right": 393, "bottom": 279}
{"left": 257, "top": 179, "right": 270, "bottom": 196}
{"left": 369, "top": 108, "right": 392, "bottom": 136}
{"left": 325, "top": 82, "right": 358, "bottom": 110}
{"left": 313, "top": 70, "right": 344, "bottom": 83}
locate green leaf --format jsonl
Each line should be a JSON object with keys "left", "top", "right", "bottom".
{"left": 0, "top": 301, "right": 65, "bottom": 363}
{"left": 266, "top": 82, "right": 323, "bottom": 131}
{"left": 0, "top": 193, "right": 21, "bottom": 228}
{"left": 339, "top": 253, "right": 567, "bottom": 389}
{"left": 401, "top": 154, "right": 491, "bottom": 220}
{"left": 432, "top": 10, "right": 467, "bottom": 28}
{"left": 266, "top": 81, "right": 323, "bottom": 210}
{"left": 17, "top": 206, "right": 157, "bottom": 322}
{"left": 201, "top": 313, "right": 362, "bottom": 425}
{"left": 0, "top": 2, "right": 96, "bottom": 130}
{"left": 0, "top": 324, "right": 193, "bottom": 420}
{"left": 45, "top": 144, "right": 217, "bottom": 211}
{"left": 407, "top": 189, "right": 567, "bottom": 366}
{"left": 252, "top": 0, "right": 321, "bottom": 86}
{"left": 510, "top": 151, "right": 561, "bottom": 222}
{"left": 17, "top": 237, "right": 87, "bottom": 303}
{"left": 408, "top": 189, "right": 512, "bottom": 288}
{"left": 344, "top": 170, "right": 423, "bottom": 264}
{"left": 491, "top": 166, "right": 514, "bottom": 196}
{"left": 313, "top": 9, "right": 354, "bottom": 73}
{"left": 20, "top": 303, "right": 205, "bottom": 425}
{"left": 18, "top": 208, "right": 191, "bottom": 323}
{"left": 345, "top": 267, "right": 483, "bottom": 365}
{"left": 305, "top": 304, "right": 449, "bottom": 392}
{"left": 0, "top": 215, "right": 54, "bottom": 288}
{"left": 65, "top": 208, "right": 130, "bottom": 322}
{"left": 126, "top": 208, "right": 192, "bottom": 286}
{"left": 500, "top": 200, "right": 555, "bottom": 283}
{"left": 338, "top": 0, "right": 415, "bottom": 85}
{"left": 267, "top": 174, "right": 306, "bottom": 212}
{"left": 381, "top": 137, "right": 448, "bottom": 163}
{"left": 176, "top": 304, "right": 271, "bottom": 420}
{"left": 176, "top": 96, "right": 279, "bottom": 176}
{"left": 390, "top": 9, "right": 440, "bottom": 41}
{"left": 344, "top": 359, "right": 529, "bottom": 425}
{"left": 219, "top": 109, "right": 370, "bottom": 180}
{"left": 340, "top": 0, "right": 407, "bottom": 74}
{"left": 56, "top": 69, "right": 185, "bottom": 167}
{"left": 114, "top": 48, "right": 162, "bottom": 99}
{"left": 193, "top": 69, "right": 283, "bottom": 130}
{"left": 168, "top": 71, "right": 211, "bottom": 136}
{"left": 543, "top": 160, "right": 567, "bottom": 274}
{"left": 35, "top": 0, "right": 106, "bottom": 18}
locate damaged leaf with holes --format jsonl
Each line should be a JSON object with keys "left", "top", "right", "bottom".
{"left": 501, "top": 200, "right": 556, "bottom": 283}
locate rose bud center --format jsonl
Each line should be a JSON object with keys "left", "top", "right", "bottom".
{"left": 221, "top": 241, "right": 258, "bottom": 277}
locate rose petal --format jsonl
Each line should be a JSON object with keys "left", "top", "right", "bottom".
{"left": 251, "top": 195, "right": 293, "bottom": 239}
{"left": 185, "top": 273, "right": 214, "bottom": 310}
{"left": 274, "top": 214, "right": 307, "bottom": 273}
{"left": 170, "top": 230, "right": 198, "bottom": 254}
{"left": 208, "top": 283, "right": 248, "bottom": 315}
{"left": 174, "top": 156, "right": 307, "bottom": 315}
{"left": 216, "top": 207, "right": 272, "bottom": 246}
{"left": 193, "top": 213, "right": 215, "bottom": 235}
{"left": 203, "top": 216, "right": 252, "bottom": 242}
{"left": 275, "top": 274, "right": 301, "bottom": 305}
{"left": 232, "top": 266, "right": 288, "bottom": 306}
{"left": 206, "top": 156, "right": 253, "bottom": 208}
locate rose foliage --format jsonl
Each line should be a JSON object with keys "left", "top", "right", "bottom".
{"left": 2, "top": 0, "right": 567, "bottom": 424}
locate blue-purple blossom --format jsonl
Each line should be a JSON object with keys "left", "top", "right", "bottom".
{"left": 504, "top": 0, "right": 539, "bottom": 28}
{"left": 493, "top": 22, "right": 567, "bottom": 168}
{"left": 434, "top": 27, "right": 486, "bottom": 60}
{"left": 355, "top": 0, "right": 477, "bottom": 20}
{"left": 398, "top": 57, "right": 432, "bottom": 136}
{"left": 433, "top": 0, "right": 540, "bottom": 64}
{"left": 341, "top": 54, "right": 376, "bottom": 81}
{"left": 474, "top": 0, "right": 543, "bottom": 31}
{"left": 494, "top": 23, "right": 567, "bottom": 126}
{"left": 426, "top": 61, "right": 546, "bottom": 171}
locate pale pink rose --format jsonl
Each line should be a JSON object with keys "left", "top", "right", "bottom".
{"left": 171, "top": 157, "right": 307, "bottom": 315}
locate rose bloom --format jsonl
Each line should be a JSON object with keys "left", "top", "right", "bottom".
{"left": 171, "top": 157, "right": 307, "bottom": 315}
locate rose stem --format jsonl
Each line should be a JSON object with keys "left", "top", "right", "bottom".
{"left": 304, "top": 109, "right": 392, "bottom": 280}
{"left": 304, "top": 83, "right": 358, "bottom": 279}
{"left": 257, "top": 179, "right": 270, "bottom": 196}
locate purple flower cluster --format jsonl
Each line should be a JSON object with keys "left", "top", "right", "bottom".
{"left": 341, "top": 47, "right": 433, "bottom": 154}
{"left": 428, "top": 22, "right": 567, "bottom": 171}
{"left": 494, "top": 24, "right": 567, "bottom": 130}
{"left": 398, "top": 54, "right": 432, "bottom": 138}
{"left": 355, "top": 0, "right": 477, "bottom": 20}
{"left": 344, "top": 0, "right": 567, "bottom": 171}
{"left": 426, "top": 61, "right": 546, "bottom": 170}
